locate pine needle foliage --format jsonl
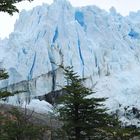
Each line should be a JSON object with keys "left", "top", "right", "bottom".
{"left": 0, "top": 0, "right": 33, "bottom": 15}
{"left": 0, "top": 69, "right": 14, "bottom": 99}
{"left": 57, "top": 66, "right": 121, "bottom": 140}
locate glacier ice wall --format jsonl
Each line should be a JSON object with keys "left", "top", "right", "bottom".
{"left": 1, "top": 0, "right": 140, "bottom": 123}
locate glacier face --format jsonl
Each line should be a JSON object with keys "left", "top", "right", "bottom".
{"left": 1, "top": 0, "right": 140, "bottom": 124}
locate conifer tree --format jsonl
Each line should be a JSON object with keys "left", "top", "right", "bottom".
{"left": 0, "top": 69, "right": 12, "bottom": 98}
{"left": 57, "top": 66, "right": 120, "bottom": 140}
{"left": 0, "top": 0, "right": 33, "bottom": 15}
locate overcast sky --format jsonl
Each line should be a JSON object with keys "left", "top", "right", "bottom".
{"left": 1, "top": 0, "right": 140, "bottom": 39}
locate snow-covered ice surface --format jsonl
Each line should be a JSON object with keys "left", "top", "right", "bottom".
{"left": 1, "top": 0, "right": 140, "bottom": 125}
{"left": 0, "top": 99, "right": 53, "bottom": 114}
{"left": 22, "top": 99, "right": 53, "bottom": 114}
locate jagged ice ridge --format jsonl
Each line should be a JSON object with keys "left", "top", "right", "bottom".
{"left": 1, "top": 0, "right": 140, "bottom": 125}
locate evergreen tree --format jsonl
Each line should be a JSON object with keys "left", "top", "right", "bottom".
{"left": 0, "top": 69, "right": 26, "bottom": 99}
{"left": 0, "top": 0, "right": 33, "bottom": 15}
{"left": 57, "top": 66, "right": 120, "bottom": 140}
{"left": 0, "top": 69, "right": 12, "bottom": 98}
{"left": 106, "top": 126, "right": 140, "bottom": 140}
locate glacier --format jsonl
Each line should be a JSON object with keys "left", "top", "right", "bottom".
{"left": 1, "top": 0, "right": 140, "bottom": 125}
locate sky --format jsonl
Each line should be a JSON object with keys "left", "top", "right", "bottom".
{"left": 1, "top": 0, "right": 140, "bottom": 39}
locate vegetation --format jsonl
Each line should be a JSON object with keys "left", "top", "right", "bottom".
{"left": 0, "top": 69, "right": 8, "bottom": 80}
{"left": 57, "top": 66, "right": 111, "bottom": 139}
{"left": 0, "top": 107, "right": 46, "bottom": 140}
{"left": 56, "top": 66, "right": 140, "bottom": 140}
{"left": 0, "top": 66, "right": 140, "bottom": 139}
{"left": 0, "top": 69, "right": 13, "bottom": 98}
{"left": 0, "top": 0, "right": 33, "bottom": 15}
{"left": 0, "top": 70, "right": 47, "bottom": 140}
{"left": 1, "top": 0, "right": 140, "bottom": 139}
